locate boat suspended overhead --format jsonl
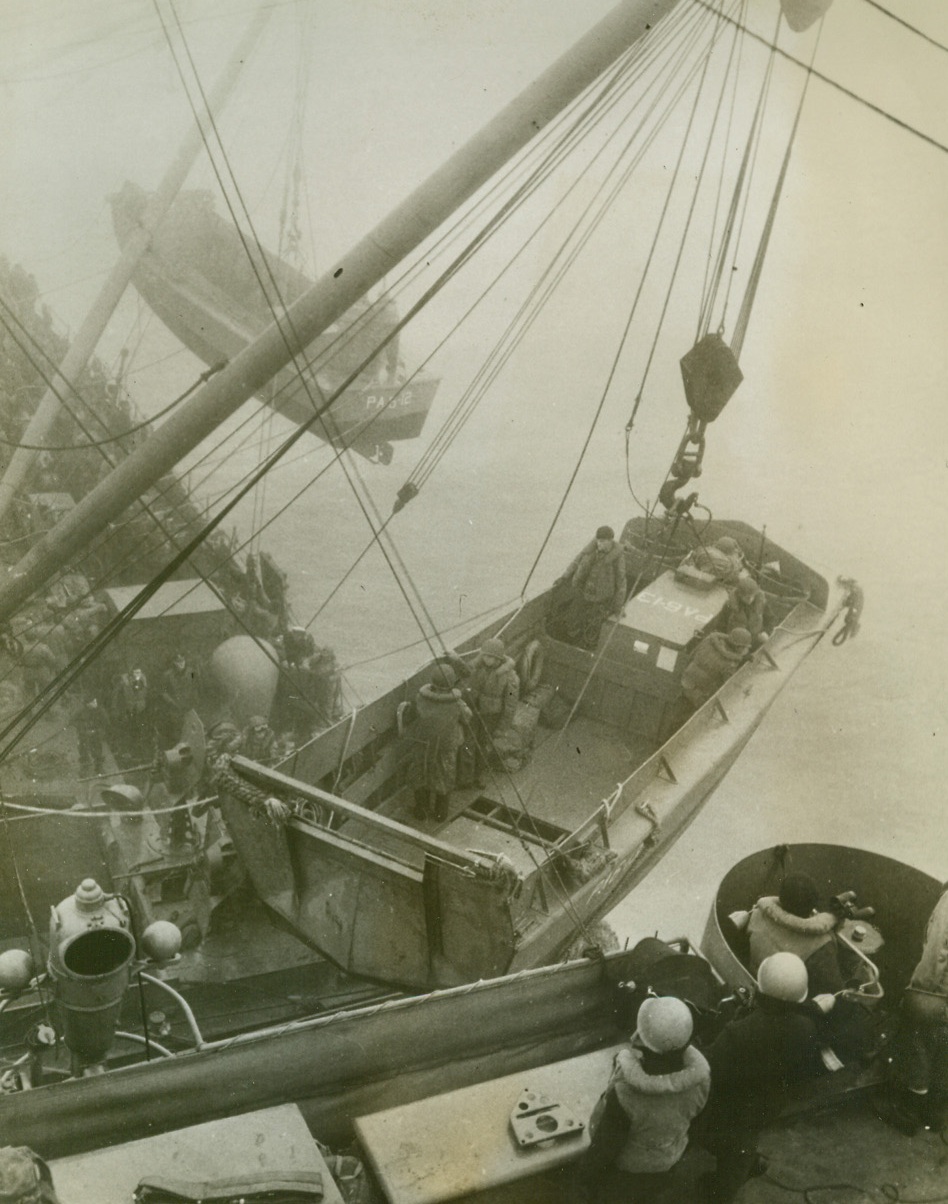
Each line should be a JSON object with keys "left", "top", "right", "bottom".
{"left": 0, "top": 0, "right": 682, "bottom": 625}
{"left": 109, "top": 183, "right": 440, "bottom": 464}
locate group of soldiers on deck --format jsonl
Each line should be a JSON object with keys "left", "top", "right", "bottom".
{"left": 405, "top": 636, "right": 521, "bottom": 822}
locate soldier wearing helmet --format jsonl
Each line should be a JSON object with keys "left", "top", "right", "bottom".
{"left": 240, "top": 715, "right": 278, "bottom": 766}
{"left": 722, "top": 575, "right": 771, "bottom": 644}
{"left": 405, "top": 664, "right": 471, "bottom": 823}
{"left": 700, "top": 952, "right": 826, "bottom": 1201}
{"left": 681, "top": 535, "right": 746, "bottom": 587}
{"left": 681, "top": 627, "right": 752, "bottom": 709}
{"left": 0, "top": 1147, "right": 60, "bottom": 1203}
{"left": 598, "top": 995, "right": 711, "bottom": 1199}
{"left": 465, "top": 637, "right": 520, "bottom": 784}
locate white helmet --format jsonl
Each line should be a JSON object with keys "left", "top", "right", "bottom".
{"left": 635, "top": 995, "right": 694, "bottom": 1052}
{"left": 757, "top": 952, "right": 808, "bottom": 1003}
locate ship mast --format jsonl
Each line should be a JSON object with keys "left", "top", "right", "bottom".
{"left": 0, "top": 0, "right": 680, "bottom": 623}
{"left": 0, "top": 4, "right": 272, "bottom": 531}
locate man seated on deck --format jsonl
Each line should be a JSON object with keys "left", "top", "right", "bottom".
{"left": 735, "top": 872, "right": 846, "bottom": 996}
{"left": 547, "top": 525, "right": 627, "bottom": 650}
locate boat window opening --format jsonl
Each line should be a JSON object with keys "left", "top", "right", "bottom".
{"left": 632, "top": 639, "right": 651, "bottom": 656}
{"left": 656, "top": 645, "right": 678, "bottom": 672}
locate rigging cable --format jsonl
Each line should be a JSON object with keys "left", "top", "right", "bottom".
{"left": 859, "top": 0, "right": 948, "bottom": 56}
{"left": 713, "top": 25, "right": 779, "bottom": 334}
{"left": 619, "top": 0, "right": 746, "bottom": 436}
{"left": 696, "top": 0, "right": 750, "bottom": 338}
{"left": 407, "top": 0, "right": 711, "bottom": 493}
{"left": 627, "top": 0, "right": 747, "bottom": 424}
{"left": 696, "top": 3, "right": 776, "bottom": 338}
{"left": 157, "top": 0, "right": 450, "bottom": 667}
{"left": 0, "top": 347, "right": 225, "bottom": 449}
{"left": 521, "top": 0, "right": 740, "bottom": 599}
{"left": 692, "top": 0, "right": 948, "bottom": 158}
{"left": 731, "top": 17, "right": 825, "bottom": 357}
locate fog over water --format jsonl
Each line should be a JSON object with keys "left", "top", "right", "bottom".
{"left": 1, "top": 0, "right": 946, "bottom": 946}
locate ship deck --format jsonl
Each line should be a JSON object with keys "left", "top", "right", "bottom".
{"left": 366, "top": 1091, "right": 947, "bottom": 1202}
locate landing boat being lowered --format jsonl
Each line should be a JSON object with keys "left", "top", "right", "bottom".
{"left": 111, "top": 183, "right": 440, "bottom": 465}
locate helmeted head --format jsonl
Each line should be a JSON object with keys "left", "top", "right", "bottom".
{"left": 714, "top": 536, "right": 743, "bottom": 559}
{"left": 736, "top": 576, "right": 759, "bottom": 600}
{"left": 0, "top": 1145, "right": 58, "bottom": 1204}
{"left": 430, "top": 664, "right": 457, "bottom": 691}
{"left": 779, "top": 872, "right": 820, "bottom": 919}
{"left": 130, "top": 668, "right": 146, "bottom": 688}
{"left": 480, "top": 637, "right": 505, "bottom": 665}
{"left": 727, "top": 626, "right": 752, "bottom": 651}
{"left": 595, "top": 525, "right": 615, "bottom": 550}
{"left": 635, "top": 995, "right": 694, "bottom": 1052}
{"left": 757, "top": 951, "right": 808, "bottom": 1003}
{"left": 247, "top": 714, "right": 269, "bottom": 733}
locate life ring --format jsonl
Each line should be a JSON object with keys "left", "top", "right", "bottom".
{"left": 517, "top": 639, "right": 545, "bottom": 694}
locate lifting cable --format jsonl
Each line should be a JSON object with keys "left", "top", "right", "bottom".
{"left": 626, "top": 0, "right": 743, "bottom": 430}
{"left": 710, "top": 22, "right": 779, "bottom": 336}
{"left": 404, "top": 2, "right": 705, "bottom": 491}
{"left": 731, "top": 18, "right": 825, "bottom": 358}
{"left": 521, "top": 0, "right": 740, "bottom": 600}
{"left": 411, "top": 0, "right": 722, "bottom": 505}
{"left": 696, "top": 0, "right": 750, "bottom": 338}
{"left": 696, "top": 5, "right": 776, "bottom": 340}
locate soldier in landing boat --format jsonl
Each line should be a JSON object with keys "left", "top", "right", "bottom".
{"left": 722, "top": 575, "right": 771, "bottom": 645}
{"left": 547, "top": 525, "right": 627, "bottom": 650}
{"left": 464, "top": 637, "right": 520, "bottom": 785}
{"left": 681, "top": 536, "right": 746, "bottom": 588}
{"left": 406, "top": 664, "right": 471, "bottom": 823}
